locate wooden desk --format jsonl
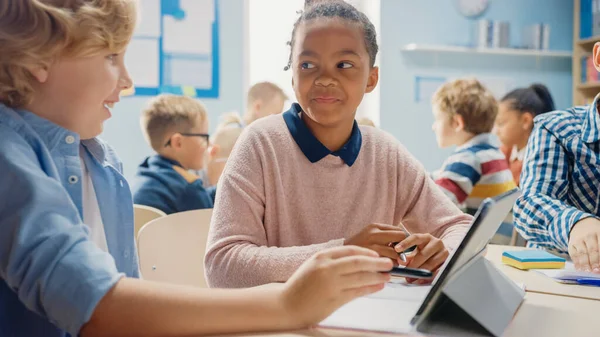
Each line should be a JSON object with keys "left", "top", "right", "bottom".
{"left": 215, "top": 245, "right": 600, "bottom": 337}
{"left": 485, "top": 245, "right": 600, "bottom": 301}
{"left": 219, "top": 293, "right": 600, "bottom": 337}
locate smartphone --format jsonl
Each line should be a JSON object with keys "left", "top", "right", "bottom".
{"left": 389, "top": 266, "right": 433, "bottom": 279}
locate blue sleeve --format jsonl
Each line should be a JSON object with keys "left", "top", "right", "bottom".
{"left": 178, "top": 180, "right": 215, "bottom": 212}
{"left": 0, "top": 133, "right": 123, "bottom": 335}
{"left": 514, "top": 124, "right": 596, "bottom": 252}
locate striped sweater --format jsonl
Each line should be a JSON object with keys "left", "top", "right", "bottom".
{"left": 433, "top": 133, "right": 517, "bottom": 211}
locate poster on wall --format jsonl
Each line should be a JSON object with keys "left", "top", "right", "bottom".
{"left": 123, "top": 0, "right": 220, "bottom": 98}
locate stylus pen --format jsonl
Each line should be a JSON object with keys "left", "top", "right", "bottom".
{"left": 391, "top": 223, "right": 416, "bottom": 263}
{"left": 398, "top": 245, "right": 416, "bottom": 263}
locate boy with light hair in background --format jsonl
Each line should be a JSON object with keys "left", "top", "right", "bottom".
{"left": 243, "top": 81, "right": 288, "bottom": 126}
{"left": 431, "top": 78, "right": 516, "bottom": 214}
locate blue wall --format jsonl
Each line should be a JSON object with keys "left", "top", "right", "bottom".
{"left": 101, "top": 0, "right": 245, "bottom": 181}
{"left": 380, "top": 0, "right": 573, "bottom": 171}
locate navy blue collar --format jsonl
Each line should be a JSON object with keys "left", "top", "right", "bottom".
{"left": 282, "top": 103, "right": 362, "bottom": 166}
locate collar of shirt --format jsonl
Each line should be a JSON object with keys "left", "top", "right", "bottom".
{"left": 145, "top": 154, "right": 183, "bottom": 169}
{"left": 509, "top": 144, "right": 526, "bottom": 162}
{"left": 582, "top": 94, "right": 600, "bottom": 143}
{"left": 282, "top": 103, "right": 362, "bottom": 167}
{"left": 455, "top": 133, "right": 501, "bottom": 152}
{"left": 5, "top": 106, "right": 111, "bottom": 166}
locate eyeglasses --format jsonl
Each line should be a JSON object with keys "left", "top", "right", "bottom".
{"left": 164, "top": 133, "right": 210, "bottom": 147}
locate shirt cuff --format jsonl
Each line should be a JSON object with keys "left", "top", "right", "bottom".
{"left": 554, "top": 208, "right": 599, "bottom": 251}
{"left": 44, "top": 252, "right": 124, "bottom": 335}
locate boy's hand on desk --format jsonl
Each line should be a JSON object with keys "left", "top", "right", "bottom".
{"left": 569, "top": 217, "right": 600, "bottom": 273}
{"left": 281, "top": 246, "right": 393, "bottom": 328}
{"left": 345, "top": 223, "right": 409, "bottom": 264}
{"left": 172, "top": 165, "right": 200, "bottom": 184}
{"left": 394, "top": 233, "right": 449, "bottom": 284}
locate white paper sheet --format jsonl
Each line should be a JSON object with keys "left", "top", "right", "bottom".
{"left": 125, "top": 39, "right": 160, "bottom": 87}
{"left": 319, "top": 282, "right": 431, "bottom": 333}
{"left": 534, "top": 262, "right": 600, "bottom": 282}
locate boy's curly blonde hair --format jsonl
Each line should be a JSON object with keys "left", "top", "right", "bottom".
{"left": 432, "top": 78, "right": 498, "bottom": 135}
{"left": 0, "top": 0, "right": 137, "bottom": 108}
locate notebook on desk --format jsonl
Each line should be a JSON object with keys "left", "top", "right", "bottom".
{"left": 535, "top": 262, "right": 600, "bottom": 283}
{"left": 502, "top": 250, "right": 566, "bottom": 270}
{"left": 320, "top": 189, "right": 521, "bottom": 335}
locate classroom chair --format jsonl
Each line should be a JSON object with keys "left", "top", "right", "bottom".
{"left": 137, "top": 208, "right": 213, "bottom": 288}
{"left": 133, "top": 204, "right": 167, "bottom": 241}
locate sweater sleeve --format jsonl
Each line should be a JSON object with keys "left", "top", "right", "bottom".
{"left": 204, "top": 129, "right": 343, "bottom": 288}
{"left": 395, "top": 145, "right": 472, "bottom": 251}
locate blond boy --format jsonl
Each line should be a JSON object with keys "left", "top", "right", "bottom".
{"left": 206, "top": 113, "right": 245, "bottom": 186}
{"left": 243, "top": 82, "right": 288, "bottom": 125}
{"left": 431, "top": 78, "right": 516, "bottom": 214}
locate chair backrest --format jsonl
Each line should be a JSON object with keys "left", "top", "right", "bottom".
{"left": 137, "top": 208, "right": 213, "bottom": 288}
{"left": 133, "top": 204, "right": 167, "bottom": 240}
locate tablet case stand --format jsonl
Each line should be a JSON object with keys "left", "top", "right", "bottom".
{"left": 416, "top": 254, "right": 525, "bottom": 337}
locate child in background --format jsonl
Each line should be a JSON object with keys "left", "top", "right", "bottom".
{"left": 431, "top": 78, "right": 516, "bottom": 215}
{"left": 243, "top": 81, "right": 288, "bottom": 126}
{"left": 206, "top": 113, "right": 245, "bottom": 186}
{"left": 493, "top": 84, "right": 555, "bottom": 186}
{"left": 205, "top": 0, "right": 472, "bottom": 289}
{"left": 0, "top": 1, "right": 393, "bottom": 336}
{"left": 132, "top": 94, "right": 215, "bottom": 214}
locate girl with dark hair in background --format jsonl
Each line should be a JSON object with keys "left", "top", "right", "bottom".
{"left": 493, "top": 84, "right": 555, "bottom": 185}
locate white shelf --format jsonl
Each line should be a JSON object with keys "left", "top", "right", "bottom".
{"left": 401, "top": 44, "right": 572, "bottom": 58}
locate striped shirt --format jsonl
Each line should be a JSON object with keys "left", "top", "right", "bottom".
{"left": 514, "top": 98, "right": 600, "bottom": 253}
{"left": 433, "top": 133, "right": 517, "bottom": 211}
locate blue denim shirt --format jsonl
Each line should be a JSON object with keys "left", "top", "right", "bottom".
{"left": 0, "top": 104, "right": 139, "bottom": 337}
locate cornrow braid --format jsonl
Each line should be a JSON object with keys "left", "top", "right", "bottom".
{"left": 284, "top": 0, "right": 378, "bottom": 71}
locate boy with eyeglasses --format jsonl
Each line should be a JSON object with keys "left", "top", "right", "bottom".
{"left": 132, "top": 94, "right": 215, "bottom": 214}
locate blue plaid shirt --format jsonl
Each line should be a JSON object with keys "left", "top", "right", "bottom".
{"left": 514, "top": 96, "right": 600, "bottom": 253}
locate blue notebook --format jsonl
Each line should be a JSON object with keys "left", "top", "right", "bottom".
{"left": 502, "top": 250, "right": 565, "bottom": 270}
{"left": 503, "top": 250, "right": 565, "bottom": 262}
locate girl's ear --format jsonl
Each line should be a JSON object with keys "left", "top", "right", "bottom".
{"left": 365, "top": 66, "right": 379, "bottom": 93}
{"left": 521, "top": 112, "right": 535, "bottom": 130}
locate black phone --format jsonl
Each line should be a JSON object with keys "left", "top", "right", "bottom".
{"left": 389, "top": 266, "right": 433, "bottom": 279}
